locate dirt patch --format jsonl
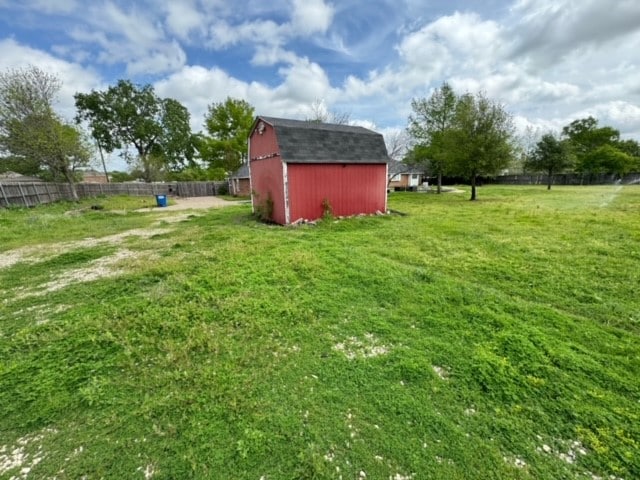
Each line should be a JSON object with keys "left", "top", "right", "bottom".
{"left": 333, "top": 333, "right": 390, "bottom": 360}
{"left": 0, "top": 428, "right": 57, "bottom": 479}
{"left": 0, "top": 247, "right": 34, "bottom": 270}
{"left": 0, "top": 228, "right": 170, "bottom": 271}
{"left": 432, "top": 365, "right": 450, "bottom": 380}
{"left": 136, "top": 196, "right": 245, "bottom": 212}
{"left": 14, "top": 248, "right": 144, "bottom": 300}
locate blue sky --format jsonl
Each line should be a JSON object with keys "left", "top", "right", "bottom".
{"left": 1, "top": 0, "right": 640, "bottom": 170}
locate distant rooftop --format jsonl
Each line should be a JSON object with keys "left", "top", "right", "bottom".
{"left": 0, "top": 171, "right": 43, "bottom": 182}
{"left": 230, "top": 162, "right": 250, "bottom": 178}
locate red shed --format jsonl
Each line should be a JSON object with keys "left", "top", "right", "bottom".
{"left": 249, "top": 116, "right": 389, "bottom": 224}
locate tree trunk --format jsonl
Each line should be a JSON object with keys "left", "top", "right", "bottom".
{"left": 470, "top": 174, "right": 477, "bottom": 201}
{"left": 97, "top": 142, "right": 110, "bottom": 183}
{"left": 437, "top": 172, "right": 442, "bottom": 194}
{"left": 63, "top": 169, "right": 79, "bottom": 201}
{"left": 547, "top": 169, "right": 552, "bottom": 190}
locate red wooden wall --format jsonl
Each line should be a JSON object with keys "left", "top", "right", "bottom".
{"left": 287, "top": 163, "right": 387, "bottom": 222}
{"left": 249, "top": 122, "right": 286, "bottom": 224}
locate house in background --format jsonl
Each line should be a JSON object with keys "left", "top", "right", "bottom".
{"left": 80, "top": 169, "right": 110, "bottom": 183}
{"left": 387, "top": 160, "right": 426, "bottom": 191}
{"left": 249, "top": 116, "right": 389, "bottom": 225}
{"left": 229, "top": 163, "right": 250, "bottom": 196}
{"left": 0, "top": 171, "right": 42, "bottom": 183}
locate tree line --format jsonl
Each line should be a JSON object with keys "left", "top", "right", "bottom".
{"left": 406, "top": 82, "right": 640, "bottom": 197}
{"left": 2, "top": 67, "right": 639, "bottom": 201}
{"left": 0, "top": 66, "right": 255, "bottom": 197}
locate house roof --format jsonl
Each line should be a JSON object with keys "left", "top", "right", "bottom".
{"left": 388, "top": 160, "right": 425, "bottom": 176}
{"left": 230, "top": 162, "right": 250, "bottom": 179}
{"left": 0, "top": 171, "right": 43, "bottom": 182}
{"left": 256, "top": 116, "right": 389, "bottom": 164}
{"left": 80, "top": 169, "right": 108, "bottom": 177}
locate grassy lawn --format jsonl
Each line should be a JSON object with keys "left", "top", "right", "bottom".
{"left": 0, "top": 186, "right": 638, "bottom": 479}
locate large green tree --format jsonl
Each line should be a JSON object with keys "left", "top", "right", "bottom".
{"left": 561, "top": 116, "right": 640, "bottom": 177}
{"left": 408, "top": 82, "right": 457, "bottom": 193}
{"left": 199, "top": 97, "right": 254, "bottom": 173}
{"left": 444, "top": 92, "right": 515, "bottom": 200}
{"left": 524, "top": 133, "right": 573, "bottom": 189}
{"left": 0, "top": 66, "right": 89, "bottom": 199}
{"left": 581, "top": 144, "right": 636, "bottom": 176}
{"left": 75, "top": 80, "right": 194, "bottom": 182}
{"left": 562, "top": 117, "right": 619, "bottom": 173}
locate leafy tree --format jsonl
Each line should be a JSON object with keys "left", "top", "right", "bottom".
{"left": 166, "top": 165, "right": 226, "bottom": 181}
{"left": 109, "top": 170, "right": 135, "bottom": 182}
{"left": 199, "top": 97, "right": 254, "bottom": 173}
{"left": 615, "top": 138, "right": 640, "bottom": 171}
{"left": 75, "top": 80, "right": 194, "bottom": 182}
{"left": 0, "top": 66, "right": 89, "bottom": 199}
{"left": 408, "top": 82, "right": 457, "bottom": 193}
{"left": 0, "top": 155, "right": 40, "bottom": 175}
{"left": 562, "top": 117, "right": 619, "bottom": 172}
{"left": 582, "top": 144, "right": 635, "bottom": 176}
{"left": 616, "top": 138, "right": 640, "bottom": 158}
{"left": 151, "top": 98, "right": 196, "bottom": 171}
{"left": 402, "top": 143, "right": 436, "bottom": 185}
{"left": 444, "top": 92, "right": 515, "bottom": 200}
{"left": 524, "top": 133, "right": 573, "bottom": 189}
{"left": 561, "top": 117, "right": 640, "bottom": 176}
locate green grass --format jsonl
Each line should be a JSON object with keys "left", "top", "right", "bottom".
{"left": 1, "top": 186, "right": 638, "bottom": 479}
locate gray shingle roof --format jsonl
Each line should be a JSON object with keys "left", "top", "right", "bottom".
{"left": 388, "top": 160, "right": 425, "bottom": 176}
{"left": 230, "top": 162, "right": 250, "bottom": 179}
{"left": 257, "top": 116, "right": 389, "bottom": 164}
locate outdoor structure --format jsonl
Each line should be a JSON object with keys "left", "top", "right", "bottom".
{"left": 80, "top": 169, "right": 110, "bottom": 183}
{"left": 229, "top": 163, "right": 250, "bottom": 196}
{"left": 248, "top": 116, "right": 389, "bottom": 224}
{"left": 0, "top": 171, "right": 42, "bottom": 183}
{"left": 387, "top": 160, "right": 426, "bottom": 191}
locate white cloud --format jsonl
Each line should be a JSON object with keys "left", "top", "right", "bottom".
{"left": 274, "top": 58, "right": 334, "bottom": 103}
{"left": 208, "top": 19, "right": 283, "bottom": 49}
{"left": 509, "top": 0, "right": 640, "bottom": 68}
{"left": 0, "top": 38, "right": 102, "bottom": 121}
{"left": 251, "top": 46, "right": 299, "bottom": 67}
{"left": 154, "top": 58, "right": 335, "bottom": 132}
{"left": 291, "top": 0, "right": 334, "bottom": 34}
{"left": 163, "top": 0, "right": 205, "bottom": 41}
{"left": 67, "top": 1, "right": 187, "bottom": 75}
{"left": 398, "top": 12, "right": 504, "bottom": 74}
{"left": 205, "top": 0, "right": 334, "bottom": 66}
{"left": 14, "top": 0, "right": 78, "bottom": 14}
{"left": 572, "top": 101, "right": 640, "bottom": 137}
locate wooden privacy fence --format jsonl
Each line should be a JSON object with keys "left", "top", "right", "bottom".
{"left": 0, "top": 181, "right": 228, "bottom": 208}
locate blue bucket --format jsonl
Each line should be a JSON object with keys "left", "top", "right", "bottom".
{"left": 155, "top": 194, "right": 167, "bottom": 207}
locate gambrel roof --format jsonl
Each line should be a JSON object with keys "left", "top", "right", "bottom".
{"left": 255, "top": 116, "right": 389, "bottom": 164}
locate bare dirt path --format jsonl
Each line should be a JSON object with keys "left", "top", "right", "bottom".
{"left": 137, "top": 196, "right": 248, "bottom": 212}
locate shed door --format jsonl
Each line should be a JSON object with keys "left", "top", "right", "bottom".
{"left": 409, "top": 174, "right": 420, "bottom": 186}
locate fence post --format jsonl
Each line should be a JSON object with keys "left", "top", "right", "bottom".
{"left": 17, "top": 183, "right": 28, "bottom": 206}
{"left": 0, "top": 182, "right": 8, "bottom": 207}
{"left": 32, "top": 182, "right": 42, "bottom": 205}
